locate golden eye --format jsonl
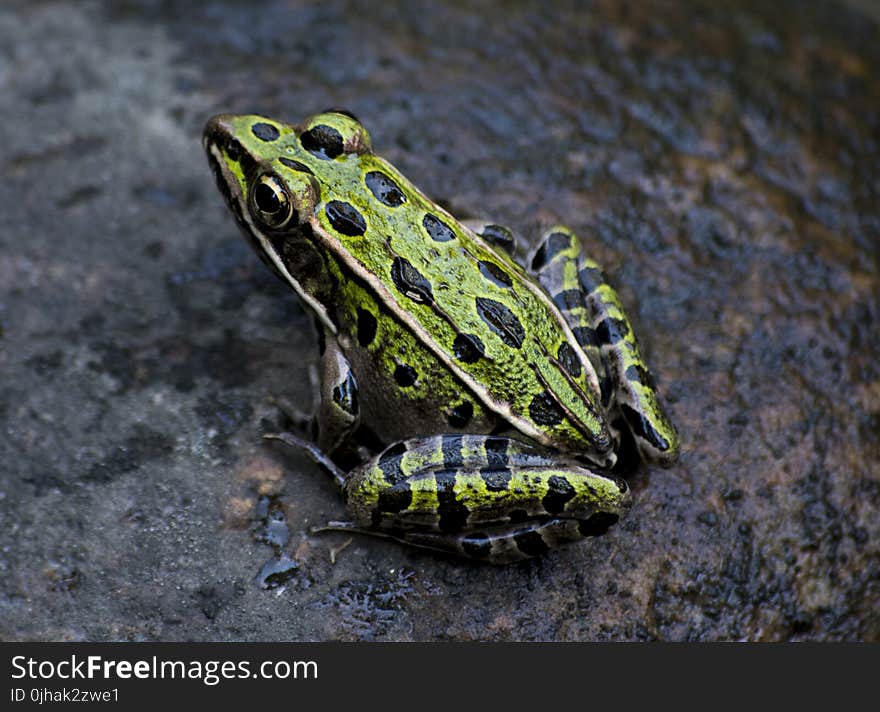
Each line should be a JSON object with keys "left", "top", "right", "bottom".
{"left": 251, "top": 174, "right": 294, "bottom": 228}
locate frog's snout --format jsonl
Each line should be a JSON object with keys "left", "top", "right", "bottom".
{"left": 202, "top": 113, "right": 236, "bottom": 147}
{"left": 203, "top": 114, "right": 251, "bottom": 222}
{"left": 203, "top": 113, "right": 232, "bottom": 131}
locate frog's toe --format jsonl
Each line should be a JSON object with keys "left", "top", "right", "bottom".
{"left": 264, "top": 432, "right": 347, "bottom": 488}
{"left": 309, "top": 520, "right": 359, "bottom": 534}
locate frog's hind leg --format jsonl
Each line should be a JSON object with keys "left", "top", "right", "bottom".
{"left": 530, "top": 227, "right": 608, "bottom": 404}
{"left": 530, "top": 226, "right": 680, "bottom": 466}
{"left": 337, "top": 433, "right": 631, "bottom": 563}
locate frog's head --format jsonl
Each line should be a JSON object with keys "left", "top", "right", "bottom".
{"left": 203, "top": 110, "right": 371, "bottom": 235}
{"left": 203, "top": 110, "right": 372, "bottom": 329}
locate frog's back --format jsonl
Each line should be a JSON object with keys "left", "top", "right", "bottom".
{"left": 213, "top": 111, "right": 614, "bottom": 460}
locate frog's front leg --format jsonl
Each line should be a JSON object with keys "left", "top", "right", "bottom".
{"left": 325, "top": 434, "right": 631, "bottom": 564}
{"left": 313, "top": 329, "right": 361, "bottom": 454}
{"left": 531, "top": 226, "right": 680, "bottom": 466}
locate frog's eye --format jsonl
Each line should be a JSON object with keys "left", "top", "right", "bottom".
{"left": 300, "top": 110, "right": 372, "bottom": 158}
{"left": 250, "top": 174, "right": 294, "bottom": 229}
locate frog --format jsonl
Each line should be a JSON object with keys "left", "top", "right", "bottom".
{"left": 203, "top": 109, "right": 679, "bottom": 564}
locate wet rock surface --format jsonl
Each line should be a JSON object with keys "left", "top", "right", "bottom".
{"left": 0, "top": 0, "right": 877, "bottom": 641}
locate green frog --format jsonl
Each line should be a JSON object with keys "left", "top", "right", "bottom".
{"left": 203, "top": 110, "right": 679, "bottom": 564}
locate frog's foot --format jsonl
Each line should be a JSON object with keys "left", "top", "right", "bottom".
{"left": 462, "top": 220, "right": 518, "bottom": 256}
{"left": 268, "top": 394, "right": 314, "bottom": 435}
{"left": 264, "top": 432, "right": 347, "bottom": 489}
{"left": 311, "top": 520, "right": 361, "bottom": 533}
{"left": 530, "top": 226, "right": 680, "bottom": 466}
{"left": 338, "top": 433, "right": 631, "bottom": 563}
{"left": 267, "top": 330, "right": 363, "bottom": 456}
{"left": 313, "top": 516, "right": 617, "bottom": 564}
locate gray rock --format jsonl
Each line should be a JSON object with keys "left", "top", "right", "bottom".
{"left": 0, "top": 0, "right": 877, "bottom": 641}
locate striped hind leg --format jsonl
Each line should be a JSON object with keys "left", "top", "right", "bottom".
{"left": 295, "top": 433, "right": 630, "bottom": 563}
{"left": 530, "top": 226, "right": 680, "bottom": 466}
